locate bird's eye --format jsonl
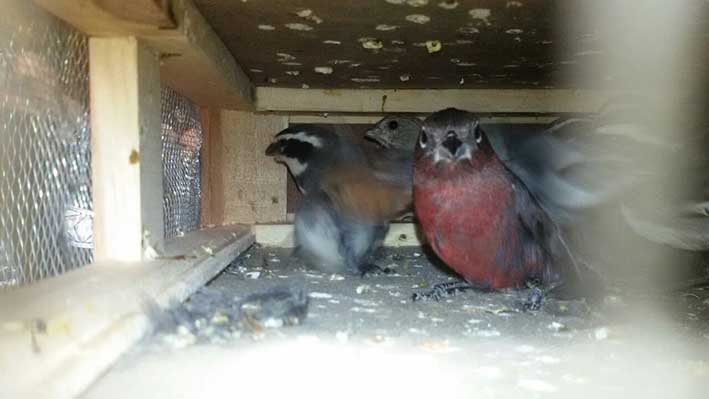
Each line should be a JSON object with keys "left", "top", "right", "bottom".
{"left": 419, "top": 131, "right": 428, "bottom": 148}
{"left": 474, "top": 127, "right": 483, "bottom": 144}
{"left": 388, "top": 120, "right": 399, "bottom": 130}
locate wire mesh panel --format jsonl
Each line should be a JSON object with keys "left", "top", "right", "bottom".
{"left": 161, "top": 87, "right": 203, "bottom": 239}
{"left": 0, "top": 3, "right": 92, "bottom": 287}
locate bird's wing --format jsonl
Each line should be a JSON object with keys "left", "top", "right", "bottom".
{"left": 320, "top": 162, "right": 412, "bottom": 223}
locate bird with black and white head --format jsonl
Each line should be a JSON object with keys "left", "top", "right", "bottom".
{"left": 266, "top": 125, "right": 411, "bottom": 276}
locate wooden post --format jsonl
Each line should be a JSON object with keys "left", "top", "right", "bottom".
{"left": 89, "top": 37, "right": 164, "bottom": 261}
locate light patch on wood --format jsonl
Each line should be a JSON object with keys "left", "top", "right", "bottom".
{"left": 220, "top": 111, "right": 288, "bottom": 224}
{"left": 254, "top": 223, "right": 422, "bottom": 247}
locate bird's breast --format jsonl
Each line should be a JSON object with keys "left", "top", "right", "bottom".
{"left": 413, "top": 157, "right": 526, "bottom": 287}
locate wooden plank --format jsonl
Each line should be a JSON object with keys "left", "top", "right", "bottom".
{"left": 0, "top": 225, "right": 254, "bottom": 399}
{"left": 33, "top": 0, "right": 254, "bottom": 109}
{"left": 256, "top": 88, "right": 620, "bottom": 114}
{"left": 254, "top": 223, "right": 422, "bottom": 248}
{"left": 220, "top": 111, "right": 289, "bottom": 224}
{"left": 199, "top": 108, "right": 226, "bottom": 227}
{"left": 93, "top": 0, "right": 175, "bottom": 27}
{"left": 89, "top": 37, "right": 164, "bottom": 262}
{"left": 287, "top": 114, "right": 559, "bottom": 125}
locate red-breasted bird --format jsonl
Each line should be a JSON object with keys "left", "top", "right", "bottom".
{"left": 411, "top": 105, "right": 709, "bottom": 302}
{"left": 266, "top": 125, "right": 410, "bottom": 275}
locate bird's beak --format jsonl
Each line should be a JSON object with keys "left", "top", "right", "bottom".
{"left": 364, "top": 127, "right": 390, "bottom": 148}
{"left": 265, "top": 142, "right": 279, "bottom": 156}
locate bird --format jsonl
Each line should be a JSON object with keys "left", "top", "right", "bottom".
{"left": 364, "top": 114, "right": 422, "bottom": 152}
{"left": 411, "top": 104, "right": 709, "bottom": 303}
{"left": 265, "top": 125, "right": 411, "bottom": 275}
{"left": 363, "top": 115, "right": 422, "bottom": 220}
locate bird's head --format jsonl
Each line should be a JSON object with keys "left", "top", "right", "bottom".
{"left": 265, "top": 125, "right": 352, "bottom": 193}
{"left": 417, "top": 108, "right": 490, "bottom": 164}
{"left": 364, "top": 115, "right": 422, "bottom": 151}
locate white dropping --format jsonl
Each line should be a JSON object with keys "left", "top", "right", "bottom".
{"left": 469, "top": 8, "right": 492, "bottom": 25}
{"left": 360, "top": 37, "right": 384, "bottom": 49}
{"left": 399, "top": 74, "right": 411, "bottom": 81}
{"left": 385, "top": 0, "right": 406, "bottom": 4}
{"left": 314, "top": 66, "right": 334, "bottom": 74}
{"left": 405, "top": 14, "right": 431, "bottom": 24}
{"left": 282, "top": 61, "right": 302, "bottom": 66}
{"left": 276, "top": 52, "right": 296, "bottom": 62}
{"left": 457, "top": 61, "right": 476, "bottom": 66}
{"left": 351, "top": 77, "right": 381, "bottom": 83}
{"left": 249, "top": 68, "right": 263, "bottom": 73}
{"left": 406, "top": 0, "right": 428, "bottom": 6}
{"left": 323, "top": 40, "right": 341, "bottom": 45}
{"left": 458, "top": 25, "right": 480, "bottom": 35}
{"left": 505, "top": 28, "right": 523, "bottom": 34}
{"left": 506, "top": 0, "right": 524, "bottom": 7}
{"left": 438, "top": 1, "right": 458, "bottom": 10}
{"left": 376, "top": 24, "right": 399, "bottom": 31}
{"left": 285, "top": 70, "right": 300, "bottom": 76}
{"left": 328, "top": 59, "right": 352, "bottom": 65}
{"left": 391, "top": 39, "right": 406, "bottom": 45}
{"left": 459, "top": 77, "right": 465, "bottom": 85}
{"left": 296, "top": 9, "right": 323, "bottom": 24}
{"left": 285, "top": 23, "right": 313, "bottom": 31}
{"left": 301, "top": 83, "right": 310, "bottom": 89}
{"left": 258, "top": 24, "right": 275, "bottom": 30}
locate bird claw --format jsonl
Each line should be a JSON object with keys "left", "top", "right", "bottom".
{"left": 359, "top": 264, "right": 394, "bottom": 278}
{"left": 522, "top": 286, "right": 545, "bottom": 311}
{"left": 411, "top": 281, "right": 475, "bottom": 302}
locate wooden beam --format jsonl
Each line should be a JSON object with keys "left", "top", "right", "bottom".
{"left": 33, "top": 0, "right": 254, "bottom": 109}
{"left": 287, "top": 114, "right": 558, "bottom": 125}
{"left": 0, "top": 225, "right": 253, "bottom": 399}
{"left": 253, "top": 223, "right": 423, "bottom": 248}
{"left": 199, "top": 108, "right": 225, "bottom": 227}
{"left": 256, "top": 88, "right": 621, "bottom": 114}
{"left": 90, "top": 37, "right": 164, "bottom": 261}
{"left": 220, "top": 111, "right": 289, "bottom": 224}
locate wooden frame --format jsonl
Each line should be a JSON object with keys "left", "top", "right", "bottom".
{"left": 256, "top": 88, "right": 620, "bottom": 114}
{"left": 89, "top": 36, "right": 164, "bottom": 261}
{"left": 0, "top": 226, "right": 254, "bottom": 399}
{"left": 34, "top": 0, "right": 254, "bottom": 109}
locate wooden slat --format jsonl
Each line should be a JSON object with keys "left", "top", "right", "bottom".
{"left": 0, "top": 226, "right": 254, "bottom": 399}
{"left": 199, "top": 108, "right": 226, "bottom": 227}
{"left": 33, "top": 0, "right": 254, "bottom": 109}
{"left": 253, "top": 223, "right": 423, "bottom": 247}
{"left": 89, "top": 37, "right": 164, "bottom": 261}
{"left": 287, "top": 114, "right": 559, "bottom": 125}
{"left": 93, "top": 0, "right": 175, "bottom": 27}
{"left": 256, "top": 88, "right": 620, "bottom": 114}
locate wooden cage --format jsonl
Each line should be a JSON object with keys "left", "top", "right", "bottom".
{"left": 1, "top": 0, "right": 707, "bottom": 398}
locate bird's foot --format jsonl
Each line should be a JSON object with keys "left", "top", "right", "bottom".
{"left": 359, "top": 263, "right": 394, "bottom": 278}
{"left": 522, "top": 286, "right": 545, "bottom": 311}
{"left": 412, "top": 281, "right": 477, "bottom": 302}
{"left": 519, "top": 279, "right": 562, "bottom": 311}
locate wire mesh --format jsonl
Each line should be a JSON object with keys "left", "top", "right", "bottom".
{"left": 161, "top": 86, "right": 203, "bottom": 239}
{"left": 0, "top": 3, "right": 92, "bottom": 287}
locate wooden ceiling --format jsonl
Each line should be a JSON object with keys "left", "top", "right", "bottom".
{"left": 193, "top": 0, "right": 708, "bottom": 90}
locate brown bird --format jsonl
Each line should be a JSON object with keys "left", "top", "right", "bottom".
{"left": 265, "top": 125, "right": 410, "bottom": 275}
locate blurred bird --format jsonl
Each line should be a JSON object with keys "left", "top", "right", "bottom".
{"left": 412, "top": 105, "right": 709, "bottom": 302}
{"left": 265, "top": 125, "right": 411, "bottom": 275}
{"left": 363, "top": 115, "right": 422, "bottom": 220}
{"left": 364, "top": 115, "right": 422, "bottom": 152}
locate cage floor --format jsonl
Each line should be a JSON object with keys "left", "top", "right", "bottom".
{"left": 83, "top": 245, "right": 708, "bottom": 399}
